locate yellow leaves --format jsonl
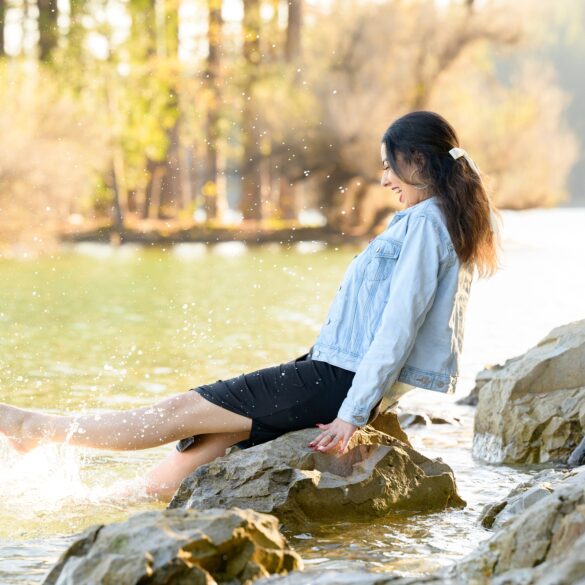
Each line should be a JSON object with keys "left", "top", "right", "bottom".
{"left": 202, "top": 181, "right": 218, "bottom": 198}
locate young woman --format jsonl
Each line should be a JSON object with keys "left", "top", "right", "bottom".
{"left": 0, "top": 110, "right": 501, "bottom": 502}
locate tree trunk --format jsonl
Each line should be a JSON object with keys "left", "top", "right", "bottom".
{"left": 276, "top": 0, "right": 303, "bottom": 221}
{"left": 240, "top": 0, "right": 263, "bottom": 221}
{"left": 62, "top": 0, "right": 89, "bottom": 83}
{"left": 131, "top": 0, "right": 183, "bottom": 220}
{"left": 155, "top": 0, "right": 183, "bottom": 217}
{"left": 37, "top": 0, "right": 59, "bottom": 61}
{"left": 148, "top": 165, "right": 165, "bottom": 220}
{"left": 21, "top": 0, "right": 30, "bottom": 57}
{"left": 285, "top": 0, "right": 302, "bottom": 62}
{"left": 0, "top": 0, "right": 6, "bottom": 57}
{"left": 266, "top": 0, "right": 280, "bottom": 61}
{"left": 109, "top": 165, "right": 125, "bottom": 244}
{"left": 160, "top": 113, "right": 182, "bottom": 216}
{"left": 203, "top": 0, "right": 223, "bottom": 221}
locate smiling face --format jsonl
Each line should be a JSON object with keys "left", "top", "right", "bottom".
{"left": 380, "top": 142, "right": 431, "bottom": 208}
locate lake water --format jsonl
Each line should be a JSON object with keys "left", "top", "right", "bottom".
{"left": 1, "top": 208, "right": 584, "bottom": 583}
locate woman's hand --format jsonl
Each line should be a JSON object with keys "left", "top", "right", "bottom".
{"left": 307, "top": 418, "right": 358, "bottom": 455}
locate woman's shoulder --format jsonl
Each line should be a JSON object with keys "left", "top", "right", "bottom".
{"left": 387, "top": 200, "right": 455, "bottom": 269}
{"left": 380, "top": 197, "right": 456, "bottom": 258}
{"left": 409, "top": 198, "right": 454, "bottom": 251}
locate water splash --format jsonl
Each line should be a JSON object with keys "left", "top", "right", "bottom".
{"left": 0, "top": 439, "right": 154, "bottom": 540}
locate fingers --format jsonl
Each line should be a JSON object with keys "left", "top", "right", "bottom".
{"left": 308, "top": 420, "right": 356, "bottom": 454}
{"left": 308, "top": 432, "right": 353, "bottom": 454}
{"left": 317, "top": 435, "right": 340, "bottom": 453}
{"left": 308, "top": 422, "right": 333, "bottom": 449}
{"left": 308, "top": 431, "right": 337, "bottom": 450}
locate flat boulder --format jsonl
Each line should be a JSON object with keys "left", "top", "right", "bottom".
{"left": 42, "top": 507, "right": 302, "bottom": 585}
{"left": 169, "top": 413, "right": 465, "bottom": 529}
{"left": 472, "top": 319, "right": 585, "bottom": 464}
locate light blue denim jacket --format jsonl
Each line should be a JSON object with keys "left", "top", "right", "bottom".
{"left": 310, "top": 196, "right": 474, "bottom": 427}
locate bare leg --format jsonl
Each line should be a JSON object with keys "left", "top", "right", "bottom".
{"left": 0, "top": 392, "right": 252, "bottom": 452}
{"left": 141, "top": 431, "right": 250, "bottom": 502}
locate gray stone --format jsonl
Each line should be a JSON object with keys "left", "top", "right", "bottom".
{"left": 450, "top": 467, "right": 585, "bottom": 583}
{"left": 455, "top": 355, "right": 522, "bottom": 406}
{"left": 456, "top": 357, "right": 522, "bottom": 407}
{"left": 568, "top": 436, "right": 585, "bottom": 467}
{"left": 397, "top": 411, "right": 461, "bottom": 427}
{"left": 490, "top": 534, "right": 585, "bottom": 585}
{"left": 42, "top": 507, "right": 302, "bottom": 585}
{"left": 472, "top": 319, "right": 585, "bottom": 464}
{"left": 169, "top": 413, "right": 465, "bottom": 529}
{"left": 479, "top": 469, "right": 566, "bottom": 529}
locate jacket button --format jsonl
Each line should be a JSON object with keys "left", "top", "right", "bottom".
{"left": 326, "top": 318, "right": 331, "bottom": 325}
{"left": 354, "top": 416, "right": 365, "bottom": 423}
{"left": 375, "top": 247, "right": 380, "bottom": 252}
{"left": 338, "top": 285, "right": 342, "bottom": 291}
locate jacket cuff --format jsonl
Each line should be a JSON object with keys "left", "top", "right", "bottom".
{"left": 336, "top": 401, "right": 370, "bottom": 427}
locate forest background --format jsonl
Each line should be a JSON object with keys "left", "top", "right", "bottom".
{"left": 0, "top": 0, "right": 583, "bottom": 251}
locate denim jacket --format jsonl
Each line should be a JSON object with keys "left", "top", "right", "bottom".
{"left": 309, "top": 196, "right": 474, "bottom": 427}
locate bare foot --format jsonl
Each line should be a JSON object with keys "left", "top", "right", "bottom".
{"left": 0, "top": 403, "right": 45, "bottom": 453}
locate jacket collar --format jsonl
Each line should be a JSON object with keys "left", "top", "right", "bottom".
{"left": 387, "top": 195, "right": 437, "bottom": 227}
{"left": 394, "top": 195, "right": 437, "bottom": 217}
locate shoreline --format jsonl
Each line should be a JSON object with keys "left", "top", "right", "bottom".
{"left": 57, "top": 222, "right": 375, "bottom": 248}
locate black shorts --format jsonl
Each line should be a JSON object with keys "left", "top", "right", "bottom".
{"left": 175, "top": 350, "right": 377, "bottom": 452}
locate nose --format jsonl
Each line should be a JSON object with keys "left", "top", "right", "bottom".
{"left": 381, "top": 170, "right": 391, "bottom": 187}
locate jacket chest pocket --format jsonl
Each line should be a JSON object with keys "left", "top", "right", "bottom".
{"left": 365, "top": 240, "right": 401, "bottom": 281}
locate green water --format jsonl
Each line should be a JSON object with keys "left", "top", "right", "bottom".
{"left": 0, "top": 244, "right": 336, "bottom": 410}
{"left": 0, "top": 240, "right": 541, "bottom": 583}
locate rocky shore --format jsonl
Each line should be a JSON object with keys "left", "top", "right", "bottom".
{"left": 42, "top": 319, "right": 585, "bottom": 585}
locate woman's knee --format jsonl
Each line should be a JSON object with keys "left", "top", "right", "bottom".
{"left": 178, "top": 391, "right": 253, "bottom": 435}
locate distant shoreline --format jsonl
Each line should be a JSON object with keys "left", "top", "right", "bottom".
{"left": 58, "top": 222, "right": 375, "bottom": 248}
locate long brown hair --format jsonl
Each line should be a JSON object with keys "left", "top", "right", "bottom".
{"left": 381, "top": 111, "right": 502, "bottom": 278}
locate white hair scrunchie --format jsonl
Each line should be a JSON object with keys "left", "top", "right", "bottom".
{"left": 449, "top": 147, "right": 481, "bottom": 176}
{"left": 450, "top": 146, "right": 497, "bottom": 234}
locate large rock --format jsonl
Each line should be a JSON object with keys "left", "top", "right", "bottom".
{"left": 449, "top": 466, "right": 585, "bottom": 584}
{"left": 456, "top": 355, "right": 523, "bottom": 406}
{"left": 472, "top": 320, "right": 585, "bottom": 464}
{"left": 42, "top": 507, "right": 302, "bottom": 585}
{"left": 169, "top": 413, "right": 465, "bottom": 528}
